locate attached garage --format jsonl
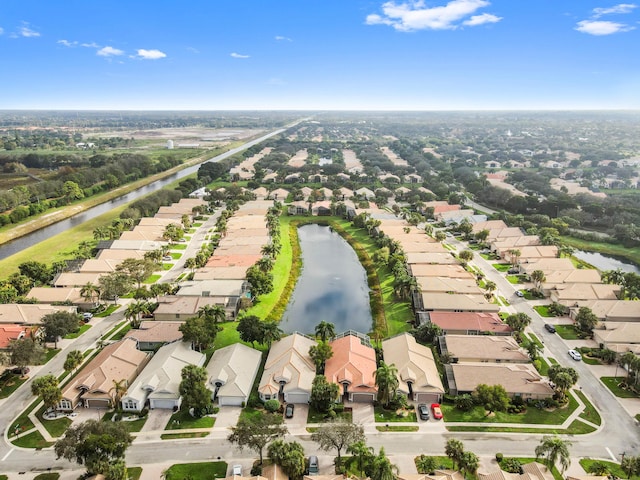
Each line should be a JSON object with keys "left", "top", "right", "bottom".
{"left": 284, "top": 392, "right": 310, "bottom": 404}
{"left": 350, "top": 392, "right": 376, "bottom": 403}
{"left": 150, "top": 397, "right": 180, "bottom": 410}
{"left": 414, "top": 392, "right": 441, "bottom": 404}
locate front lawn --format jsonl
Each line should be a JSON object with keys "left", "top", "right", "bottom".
{"left": 533, "top": 305, "right": 553, "bottom": 317}
{"left": 144, "top": 274, "right": 162, "bottom": 284}
{"left": 441, "top": 392, "right": 578, "bottom": 424}
{"left": 574, "top": 389, "right": 601, "bottom": 426}
{"left": 166, "top": 409, "right": 215, "bottom": 430}
{"left": 37, "top": 405, "right": 72, "bottom": 437}
{"left": 127, "top": 467, "right": 143, "bottom": 480}
{"left": 376, "top": 425, "right": 419, "bottom": 432}
{"left": 601, "top": 376, "right": 640, "bottom": 398}
{"left": 493, "top": 263, "right": 512, "bottom": 272}
{"left": 554, "top": 324, "right": 580, "bottom": 340}
{"left": 64, "top": 324, "right": 92, "bottom": 339}
{"left": 579, "top": 459, "right": 638, "bottom": 480}
{"left": 11, "top": 430, "right": 53, "bottom": 449}
{"left": 163, "top": 461, "right": 227, "bottom": 480}
{"left": 374, "top": 406, "right": 417, "bottom": 423}
{"left": 307, "top": 405, "right": 352, "bottom": 423}
{"left": 0, "top": 373, "right": 28, "bottom": 398}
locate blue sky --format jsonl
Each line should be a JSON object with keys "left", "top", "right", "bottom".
{"left": 1, "top": 0, "right": 639, "bottom": 110}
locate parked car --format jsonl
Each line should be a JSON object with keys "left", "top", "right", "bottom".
{"left": 515, "top": 291, "right": 524, "bottom": 297}
{"left": 417, "top": 403, "right": 430, "bottom": 420}
{"left": 163, "top": 256, "right": 172, "bottom": 261}
{"left": 285, "top": 403, "right": 294, "bottom": 418}
{"left": 82, "top": 312, "right": 93, "bottom": 320}
{"left": 232, "top": 465, "right": 242, "bottom": 476}
{"left": 508, "top": 268, "right": 519, "bottom": 274}
{"left": 308, "top": 456, "right": 319, "bottom": 476}
{"left": 568, "top": 349, "right": 582, "bottom": 361}
{"left": 11, "top": 367, "right": 30, "bottom": 375}
{"left": 431, "top": 403, "right": 443, "bottom": 420}
{"left": 544, "top": 323, "right": 556, "bottom": 333}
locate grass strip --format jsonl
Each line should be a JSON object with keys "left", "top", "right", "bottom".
{"left": 601, "top": 376, "right": 640, "bottom": 398}
{"left": 161, "top": 432, "right": 210, "bottom": 440}
{"left": 162, "top": 461, "right": 227, "bottom": 479}
{"left": 376, "top": 425, "right": 419, "bottom": 432}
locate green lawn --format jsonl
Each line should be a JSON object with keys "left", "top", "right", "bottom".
{"left": 64, "top": 323, "right": 92, "bottom": 339}
{"left": 171, "top": 244, "right": 188, "bottom": 250}
{"left": 579, "top": 459, "right": 639, "bottom": 480}
{"left": 95, "top": 304, "right": 120, "bottom": 317}
{"left": 506, "top": 275, "right": 520, "bottom": 284}
{"left": 601, "top": 376, "right": 640, "bottom": 398}
{"left": 374, "top": 406, "right": 417, "bottom": 423}
{"left": 33, "top": 473, "right": 59, "bottom": 480}
{"left": 161, "top": 432, "right": 210, "bottom": 440}
{"left": 537, "top": 356, "right": 550, "bottom": 376}
{"left": 144, "top": 274, "right": 162, "bottom": 284}
{"left": 11, "top": 430, "right": 53, "bottom": 449}
{"left": 533, "top": 305, "right": 553, "bottom": 317}
{"left": 111, "top": 324, "right": 132, "bottom": 340}
{"left": 166, "top": 409, "right": 215, "bottom": 430}
{"left": 554, "top": 324, "right": 580, "bottom": 340}
{"left": 493, "top": 263, "right": 512, "bottom": 272}
{"left": 0, "top": 373, "right": 28, "bottom": 398}
{"left": 127, "top": 467, "right": 143, "bottom": 480}
{"left": 441, "top": 392, "right": 578, "bottom": 425}
{"left": 37, "top": 405, "right": 72, "bottom": 438}
{"left": 307, "top": 406, "right": 353, "bottom": 423}
{"left": 376, "top": 425, "right": 419, "bottom": 432}
{"left": 163, "top": 461, "right": 227, "bottom": 480}
{"left": 574, "top": 389, "right": 601, "bottom": 425}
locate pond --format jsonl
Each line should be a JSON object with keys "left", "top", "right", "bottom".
{"left": 280, "top": 224, "right": 373, "bottom": 335}
{"left": 573, "top": 250, "right": 640, "bottom": 274}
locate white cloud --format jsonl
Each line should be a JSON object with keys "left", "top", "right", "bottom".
{"left": 19, "top": 24, "right": 40, "bottom": 37}
{"left": 81, "top": 42, "right": 99, "bottom": 48}
{"left": 593, "top": 3, "right": 637, "bottom": 17}
{"left": 0, "top": 27, "right": 4, "bottom": 35}
{"left": 136, "top": 49, "right": 167, "bottom": 59}
{"left": 575, "top": 19, "right": 634, "bottom": 35}
{"left": 275, "top": 35, "right": 292, "bottom": 41}
{"left": 230, "top": 52, "right": 250, "bottom": 58}
{"left": 57, "top": 39, "right": 78, "bottom": 47}
{"left": 365, "top": 0, "right": 499, "bottom": 31}
{"left": 462, "top": 12, "right": 501, "bottom": 25}
{"left": 97, "top": 46, "right": 124, "bottom": 57}
{"left": 186, "top": 46, "right": 200, "bottom": 54}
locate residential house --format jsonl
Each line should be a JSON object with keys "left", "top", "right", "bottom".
{"left": 439, "top": 335, "right": 529, "bottom": 363}
{"left": 26, "top": 287, "right": 91, "bottom": 309}
{"left": 0, "top": 304, "right": 77, "bottom": 326}
{"left": 414, "top": 292, "right": 501, "bottom": 314}
{"left": 447, "top": 363, "right": 553, "bottom": 399}
{"left": 0, "top": 324, "right": 27, "bottom": 349}
{"left": 259, "top": 333, "right": 317, "bottom": 404}
{"left": 398, "top": 470, "right": 464, "bottom": 480}
{"left": 593, "top": 322, "right": 640, "bottom": 354}
{"left": 549, "top": 283, "right": 621, "bottom": 305}
{"left": 479, "top": 462, "right": 553, "bottom": 480}
{"left": 121, "top": 341, "right": 205, "bottom": 412}
{"left": 407, "top": 264, "right": 474, "bottom": 279}
{"left": 153, "top": 295, "right": 234, "bottom": 321}
{"left": 60, "top": 338, "right": 149, "bottom": 410}
{"left": 325, "top": 332, "right": 377, "bottom": 403}
{"left": 124, "top": 321, "right": 184, "bottom": 350}
{"left": 382, "top": 333, "right": 444, "bottom": 403}
{"left": 207, "top": 343, "right": 262, "bottom": 406}
{"left": 426, "top": 312, "right": 512, "bottom": 336}
{"left": 417, "top": 277, "right": 484, "bottom": 296}
{"left": 354, "top": 187, "right": 375, "bottom": 200}
{"left": 568, "top": 300, "right": 640, "bottom": 322}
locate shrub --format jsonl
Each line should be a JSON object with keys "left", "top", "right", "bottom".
{"left": 495, "top": 453, "right": 503, "bottom": 463}
{"left": 501, "top": 458, "right": 522, "bottom": 474}
{"left": 250, "top": 465, "right": 262, "bottom": 476}
{"left": 264, "top": 399, "right": 280, "bottom": 413}
{"left": 454, "top": 394, "right": 475, "bottom": 411}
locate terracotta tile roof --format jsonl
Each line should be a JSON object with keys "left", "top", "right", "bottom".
{"left": 429, "top": 312, "right": 512, "bottom": 334}
{"left": 326, "top": 334, "right": 377, "bottom": 394}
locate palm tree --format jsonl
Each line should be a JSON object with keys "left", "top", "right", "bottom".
{"left": 445, "top": 438, "right": 465, "bottom": 471}
{"left": 63, "top": 349, "right": 84, "bottom": 372}
{"left": 184, "top": 257, "right": 198, "bottom": 274}
{"left": 370, "top": 447, "right": 398, "bottom": 480}
{"left": 535, "top": 436, "right": 572, "bottom": 473}
{"left": 261, "top": 321, "right": 283, "bottom": 349}
{"left": 347, "top": 441, "right": 374, "bottom": 477}
{"left": 531, "top": 269, "right": 546, "bottom": 294}
{"left": 315, "top": 321, "right": 336, "bottom": 342}
{"left": 80, "top": 282, "right": 100, "bottom": 306}
{"left": 460, "top": 451, "right": 479, "bottom": 478}
{"left": 124, "top": 301, "right": 148, "bottom": 328}
{"left": 508, "top": 249, "right": 521, "bottom": 267}
{"left": 484, "top": 280, "right": 497, "bottom": 301}
{"left": 110, "top": 379, "right": 128, "bottom": 409}
{"left": 374, "top": 362, "right": 399, "bottom": 408}
{"left": 458, "top": 249, "right": 474, "bottom": 265}
{"left": 198, "top": 304, "right": 226, "bottom": 324}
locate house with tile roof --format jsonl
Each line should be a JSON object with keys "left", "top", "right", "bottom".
{"left": 60, "top": 338, "right": 149, "bottom": 410}
{"left": 325, "top": 332, "right": 377, "bottom": 403}
{"left": 259, "top": 333, "right": 317, "bottom": 404}
{"left": 124, "top": 321, "right": 184, "bottom": 350}
{"left": 0, "top": 304, "right": 77, "bottom": 326}
{"left": 426, "top": 312, "right": 512, "bottom": 336}
{"left": 0, "top": 324, "right": 27, "bottom": 349}
{"left": 207, "top": 343, "right": 262, "bottom": 406}
{"left": 439, "top": 335, "right": 529, "bottom": 364}
{"left": 382, "top": 333, "right": 444, "bottom": 403}
{"left": 121, "top": 340, "right": 204, "bottom": 412}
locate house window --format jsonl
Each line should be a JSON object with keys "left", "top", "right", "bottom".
{"left": 264, "top": 394, "right": 271, "bottom": 400}
{"left": 123, "top": 400, "right": 137, "bottom": 410}
{"left": 175, "top": 314, "right": 180, "bottom": 319}
{"left": 59, "top": 399, "right": 72, "bottom": 410}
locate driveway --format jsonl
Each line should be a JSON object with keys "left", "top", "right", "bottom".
{"left": 284, "top": 403, "right": 309, "bottom": 435}
{"left": 214, "top": 406, "right": 242, "bottom": 431}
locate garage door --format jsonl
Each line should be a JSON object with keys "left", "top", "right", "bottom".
{"left": 284, "top": 393, "right": 309, "bottom": 404}
{"left": 415, "top": 393, "right": 440, "bottom": 404}
{"left": 151, "top": 399, "right": 178, "bottom": 410}
{"left": 350, "top": 393, "right": 374, "bottom": 403}
{"left": 218, "top": 396, "right": 245, "bottom": 407}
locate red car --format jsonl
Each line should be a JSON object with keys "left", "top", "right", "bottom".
{"left": 431, "top": 403, "right": 443, "bottom": 420}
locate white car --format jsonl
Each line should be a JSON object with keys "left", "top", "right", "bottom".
{"left": 568, "top": 349, "right": 582, "bottom": 361}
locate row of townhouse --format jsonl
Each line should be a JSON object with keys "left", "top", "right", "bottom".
{"left": 257, "top": 331, "right": 445, "bottom": 405}
{"left": 472, "top": 220, "right": 640, "bottom": 353}
{"left": 370, "top": 207, "right": 553, "bottom": 400}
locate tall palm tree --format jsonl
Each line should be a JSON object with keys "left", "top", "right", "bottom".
{"left": 531, "top": 269, "right": 546, "bottom": 294}
{"left": 535, "top": 436, "right": 572, "bottom": 473}
{"left": 370, "top": 447, "right": 398, "bottom": 480}
{"left": 460, "top": 451, "right": 479, "bottom": 477}
{"left": 484, "top": 280, "right": 497, "bottom": 301}
{"left": 198, "top": 304, "right": 226, "bottom": 324}
{"left": 445, "top": 438, "right": 465, "bottom": 470}
{"left": 261, "top": 321, "right": 283, "bottom": 349}
{"left": 110, "top": 379, "right": 128, "bottom": 409}
{"left": 374, "top": 362, "right": 399, "bottom": 408}
{"left": 80, "top": 282, "right": 100, "bottom": 305}
{"left": 315, "top": 321, "right": 336, "bottom": 342}
{"left": 347, "top": 441, "right": 374, "bottom": 477}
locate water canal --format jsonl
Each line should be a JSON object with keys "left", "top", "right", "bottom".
{"left": 280, "top": 224, "right": 373, "bottom": 335}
